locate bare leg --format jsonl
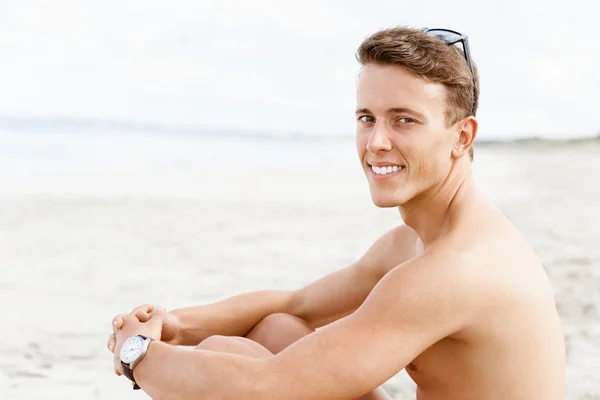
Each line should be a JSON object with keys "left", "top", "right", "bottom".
{"left": 245, "top": 313, "right": 313, "bottom": 354}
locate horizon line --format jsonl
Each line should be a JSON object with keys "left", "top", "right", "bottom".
{"left": 0, "top": 115, "right": 598, "bottom": 143}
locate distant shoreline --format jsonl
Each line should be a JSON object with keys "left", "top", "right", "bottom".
{"left": 0, "top": 116, "right": 598, "bottom": 145}
{"left": 475, "top": 135, "right": 600, "bottom": 146}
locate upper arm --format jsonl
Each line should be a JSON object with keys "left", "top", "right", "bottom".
{"left": 289, "top": 225, "right": 419, "bottom": 328}
{"left": 261, "top": 251, "right": 481, "bottom": 400}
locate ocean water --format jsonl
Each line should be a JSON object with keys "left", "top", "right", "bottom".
{"left": 0, "top": 121, "right": 530, "bottom": 201}
{"left": 0, "top": 122, "right": 598, "bottom": 399}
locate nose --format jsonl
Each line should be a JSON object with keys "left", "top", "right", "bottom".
{"left": 366, "top": 121, "right": 392, "bottom": 153}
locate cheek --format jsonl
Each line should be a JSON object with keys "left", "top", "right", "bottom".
{"left": 425, "top": 135, "right": 454, "bottom": 174}
{"left": 356, "top": 131, "right": 369, "bottom": 155}
{"left": 408, "top": 132, "right": 449, "bottom": 176}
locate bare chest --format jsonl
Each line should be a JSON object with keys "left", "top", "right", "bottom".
{"left": 402, "top": 309, "right": 564, "bottom": 400}
{"left": 404, "top": 337, "right": 466, "bottom": 388}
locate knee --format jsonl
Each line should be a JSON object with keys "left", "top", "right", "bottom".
{"left": 247, "top": 313, "right": 313, "bottom": 350}
{"left": 260, "top": 313, "right": 310, "bottom": 329}
{"left": 255, "top": 313, "right": 311, "bottom": 333}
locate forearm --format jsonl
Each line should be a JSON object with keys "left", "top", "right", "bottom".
{"left": 134, "top": 341, "right": 263, "bottom": 400}
{"left": 292, "top": 267, "right": 377, "bottom": 329}
{"left": 171, "top": 290, "right": 294, "bottom": 345}
{"left": 171, "top": 259, "right": 383, "bottom": 345}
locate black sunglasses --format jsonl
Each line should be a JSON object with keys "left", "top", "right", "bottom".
{"left": 422, "top": 28, "right": 477, "bottom": 116}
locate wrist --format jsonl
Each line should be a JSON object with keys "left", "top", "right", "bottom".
{"left": 166, "top": 310, "right": 185, "bottom": 346}
{"left": 119, "top": 335, "right": 155, "bottom": 390}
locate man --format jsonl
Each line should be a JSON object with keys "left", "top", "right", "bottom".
{"left": 107, "top": 26, "right": 566, "bottom": 399}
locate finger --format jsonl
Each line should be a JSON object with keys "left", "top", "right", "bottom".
{"left": 112, "top": 314, "right": 127, "bottom": 332}
{"left": 107, "top": 333, "right": 116, "bottom": 352}
{"left": 152, "top": 305, "right": 166, "bottom": 317}
{"left": 151, "top": 305, "right": 167, "bottom": 318}
{"left": 132, "top": 303, "right": 154, "bottom": 315}
{"left": 147, "top": 307, "right": 167, "bottom": 330}
{"left": 121, "top": 312, "right": 142, "bottom": 327}
{"left": 113, "top": 353, "right": 122, "bottom": 376}
{"left": 134, "top": 308, "right": 151, "bottom": 322}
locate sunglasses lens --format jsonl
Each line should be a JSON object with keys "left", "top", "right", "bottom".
{"left": 425, "top": 29, "right": 462, "bottom": 45}
{"left": 423, "top": 27, "right": 476, "bottom": 115}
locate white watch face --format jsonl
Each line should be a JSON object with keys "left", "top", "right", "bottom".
{"left": 120, "top": 336, "right": 144, "bottom": 364}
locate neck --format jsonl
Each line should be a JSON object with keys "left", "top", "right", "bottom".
{"left": 398, "top": 161, "right": 477, "bottom": 248}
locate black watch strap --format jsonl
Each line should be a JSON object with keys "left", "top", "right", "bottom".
{"left": 121, "top": 335, "right": 151, "bottom": 391}
{"left": 121, "top": 361, "right": 141, "bottom": 390}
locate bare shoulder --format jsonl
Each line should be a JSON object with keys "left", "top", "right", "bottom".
{"left": 364, "top": 231, "right": 550, "bottom": 338}
{"left": 426, "top": 210, "right": 562, "bottom": 334}
{"left": 359, "top": 224, "right": 495, "bottom": 318}
{"left": 370, "top": 217, "right": 538, "bottom": 323}
{"left": 356, "top": 224, "right": 421, "bottom": 279}
{"left": 447, "top": 208, "right": 549, "bottom": 289}
{"left": 354, "top": 249, "right": 487, "bottom": 345}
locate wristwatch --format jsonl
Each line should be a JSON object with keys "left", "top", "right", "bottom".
{"left": 119, "top": 335, "right": 154, "bottom": 390}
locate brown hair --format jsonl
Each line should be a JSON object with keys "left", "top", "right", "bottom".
{"left": 356, "top": 26, "right": 479, "bottom": 160}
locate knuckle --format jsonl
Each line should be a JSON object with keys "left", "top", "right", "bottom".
{"left": 135, "top": 303, "right": 151, "bottom": 312}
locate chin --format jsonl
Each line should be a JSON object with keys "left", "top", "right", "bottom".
{"left": 370, "top": 193, "right": 404, "bottom": 208}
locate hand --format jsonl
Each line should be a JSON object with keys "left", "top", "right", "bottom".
{"left": 107, "top": 304, "right": 182, "bottom": 355}
{"left": 110, "top": 306, "right": 166, "bottom": 376}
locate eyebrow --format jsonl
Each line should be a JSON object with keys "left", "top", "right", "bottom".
{"left": 355, "top": 107, "right": 426, "bottom": 120}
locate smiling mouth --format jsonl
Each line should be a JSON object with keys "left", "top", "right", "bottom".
{"left": 370, "top": 164, "right": 404, "bottom": 176}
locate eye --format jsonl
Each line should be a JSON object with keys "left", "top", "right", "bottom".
{"left": 358, "top": 115, "right": 375, "bottom": 123}
{"left": 397, "top": 117, "right": 416, "bottom": 124}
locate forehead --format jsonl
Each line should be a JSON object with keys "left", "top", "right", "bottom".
{"left": 356, "top": 63, "right": 447, "bottom": 116}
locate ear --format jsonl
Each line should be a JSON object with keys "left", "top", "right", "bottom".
{"left": 451, "top": 116, "right": 478, "bottom": 159}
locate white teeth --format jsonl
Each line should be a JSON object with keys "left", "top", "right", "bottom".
{"left": 371, "top": 165, "right": 402, "bottom": 175}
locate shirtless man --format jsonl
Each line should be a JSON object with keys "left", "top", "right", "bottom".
{"left": 107, "top": 27, "right": 566, "bottom": 399}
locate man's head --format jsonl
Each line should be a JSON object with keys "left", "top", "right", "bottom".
{"left": 355, "top": 26, "right": 479, "bottom": 208}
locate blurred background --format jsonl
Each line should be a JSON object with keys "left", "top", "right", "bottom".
{"left": 0, "top": 1, "right": 598, "bottom": 399}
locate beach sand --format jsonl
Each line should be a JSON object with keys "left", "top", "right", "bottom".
{"left": 0, "top": 138, "right": 598, "bottom": 399}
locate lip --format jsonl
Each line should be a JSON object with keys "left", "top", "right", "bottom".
{"left": 368, "top": 161, "right": 404, "bottom": 168}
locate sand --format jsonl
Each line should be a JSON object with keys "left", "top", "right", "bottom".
{"left": 0, "top": 137, "right": 598, "bottom": 399}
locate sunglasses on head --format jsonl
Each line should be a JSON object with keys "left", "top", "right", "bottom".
{"left": 422, "top": 28, "right": 477, "bottom": 116}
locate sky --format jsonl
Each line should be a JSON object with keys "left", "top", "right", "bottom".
{"left": 0, "top": 0, "right": 598, "bottom": 139}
